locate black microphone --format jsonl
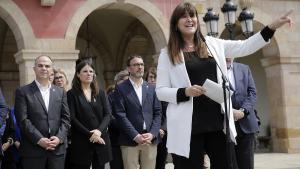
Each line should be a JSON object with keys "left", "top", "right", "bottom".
{"left": 200, "top": 32, "right": 235, "bottom": 169}
{"left": 200, "top": 34, "right": 229, "bottom": 87}
{"left": 199, "top": 32, "right": 206, "bottom": 43}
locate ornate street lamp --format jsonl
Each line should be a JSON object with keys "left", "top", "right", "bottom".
{"left": 203, "top": 0, "right": 254, "bottom": 40}
{"left": 238, "top": 8, "right": 254, "bottom": 37}
{"left": 221, "top": 0, "right": 238, "bottom": 26}
{"left": 203, "top": 8, "right": 220, "bottom": 37}
{"left": 221, "top": 0, "right": 237, "bottom": 39}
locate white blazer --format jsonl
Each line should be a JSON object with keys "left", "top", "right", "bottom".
{"left": 156, "top": 32, "right": 269, "bottom": 158}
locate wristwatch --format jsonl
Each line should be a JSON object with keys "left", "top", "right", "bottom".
{"left": 239, "top": 108, "right": 249, "bottom": 116}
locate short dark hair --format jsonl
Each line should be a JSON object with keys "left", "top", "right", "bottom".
{"left": 126, "top": 55, "right": 143, "bottom": 67}
{"left": 34, "top": 55, "right": 53, "bottom": 66}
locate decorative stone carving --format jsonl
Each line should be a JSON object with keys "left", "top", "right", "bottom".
{"left": 41, "top": 0, "right": 55, "bottom": 6}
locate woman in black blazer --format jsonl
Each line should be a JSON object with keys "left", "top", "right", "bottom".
{"left": 67, "top": 60, "right": 112, "bottom": 169}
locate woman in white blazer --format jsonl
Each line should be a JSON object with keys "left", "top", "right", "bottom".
{"left": 155, "top": 2, "right": 292, "bottom": 169}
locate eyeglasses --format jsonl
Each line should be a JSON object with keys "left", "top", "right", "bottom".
{"left": 130, "top": 63, "right": 144, "bottom": 67}
{"left": 54, "top": 76, "right": 64, "bottom": 80}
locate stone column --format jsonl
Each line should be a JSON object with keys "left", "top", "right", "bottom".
{"left": 261, "top": 57, "right": 300, "bottom": 153}
{"left": 14, "top": 49, "right": 79, "bottom": 87}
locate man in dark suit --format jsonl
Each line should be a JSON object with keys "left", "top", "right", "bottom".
{"left": 226, "top": 58, "right": 259, "bottom": 169}
{"left": 14, "top": 55, "right": 70, "bottom": 169}
{"left": 114, "top": 55, "right": 161, "bottom": 169}
{"left": 0, "top": 88, "right": 8, "bottom": 169}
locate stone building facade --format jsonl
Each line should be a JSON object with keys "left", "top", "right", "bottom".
{"left": 0, "top": 0, "right": 299, "bottom": 153}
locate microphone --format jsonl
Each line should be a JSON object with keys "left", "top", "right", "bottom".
{"left": 199, "top": 32, "right": 206, "bottom": 43}
{"left": 200, "top": 33, "right": 229, "bottom": 87}
{"left": 200, "top": 32, "right": 235, "bottom": 169}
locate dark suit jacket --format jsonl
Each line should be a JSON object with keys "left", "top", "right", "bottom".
{"left": 107, "top": 90, "right": 121, "bottom": 146}
{"left": 0, "top": 89, "right": 8, "bottom": 157}
{"left": 14, "top": 81, "right": 70, "bottom": 157}
{"left": 231, "top": 63, "right": 259, "bottom": 134}
{"left": 114, "top": 79, "right": 161, "bottom": 146}
{"left": 67, "top": 88, "right": 112, "bottom": 165}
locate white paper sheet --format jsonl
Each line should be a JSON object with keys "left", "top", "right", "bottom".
{"left": 202, "top": 79, "right": 232, "bottom": 104}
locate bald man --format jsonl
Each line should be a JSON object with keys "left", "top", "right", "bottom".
{"left": 14, "top": 55, "right": 70, "bottom": 169}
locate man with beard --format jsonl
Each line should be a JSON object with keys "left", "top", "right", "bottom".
{"left": 113, "top": 55, "right": 161, "bottom": 169}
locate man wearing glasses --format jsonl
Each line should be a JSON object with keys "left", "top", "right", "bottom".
{"left": 14, "top": 55, "right": 70, "bottom": 169}
{"left": 113, "top": 55, "right": 161, "bottom": 169}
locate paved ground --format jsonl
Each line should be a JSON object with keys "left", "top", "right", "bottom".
{"left": 105, "top": 153, "right": 300, "bottom": 169}
{"left": 164, "top": 153, "right": 300, "bottom": 169}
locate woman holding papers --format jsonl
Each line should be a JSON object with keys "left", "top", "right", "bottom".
{"left": 155, "top": 2, "right": 292, "bottom": 169}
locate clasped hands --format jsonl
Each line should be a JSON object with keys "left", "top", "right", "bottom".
{"left": 185, "top": 85, "right": 206, "bottom": 97}
{"left": 89, "top": 129, "right": 105, "bottom": 145}
{"left": 134, "top": 133, "right": 154, "bottom": 145}
{"left": 37, "top": 136, "right": 60, "bottom": 151}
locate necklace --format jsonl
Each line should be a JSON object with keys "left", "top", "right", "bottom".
{"left": 184, "top": 44, "right": 195, "bottom": 52}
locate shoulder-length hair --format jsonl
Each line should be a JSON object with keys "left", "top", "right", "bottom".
{"left": 168, "top": 2, "right": 209, "bottom": 65}
{"left": 53, "top": 68, "right": 69, "bottom": 91}
{"left": 72, "top": 60, "right": 99, "bottom": 99}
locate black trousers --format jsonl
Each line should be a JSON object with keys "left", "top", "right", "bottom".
{"left": 22, "top": 154, "right": 64, "bottom": 169}
{"left": 155, "top": 134, "right": 168, "bottom": 169}
{"left": 172, "top": 130, "right": 238, "bottom": 169}
{"left": 109, "top": 145, "right": 124, "bottom": 169}
{"left": 71, "top": 151, "right": 105, "bottom": 169}
{"left": 64, "top": 145, "right": 71, "bottom": 169}
{"left": 235, "top": 124, "right": 255, "bottom": 169}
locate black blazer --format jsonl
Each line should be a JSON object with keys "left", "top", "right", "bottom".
{"left": 114, "top": 79, "right": 161, "bottom": 146}
{"left": 14, "top": 81, "right": 70, "bottom": 157}
{"left": 67, "top": 88, "right": 112, "bottom": 166}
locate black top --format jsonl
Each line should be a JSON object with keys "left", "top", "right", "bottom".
{"left": 184, "top": 52, "right": 223, "bottom": 134}
{"left": 175, "top": 26, "right": 275, "bottom": 134}
{"left": 67, "top": 88, "right": 112, "bottom": 165}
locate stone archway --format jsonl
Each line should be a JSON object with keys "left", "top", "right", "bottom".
{"left": 66, "top": 0, "right": 168, "bottom": 87}
{"left": 65, "top": 0, "right": 168, "bottom": 54}
{"left": 0, "top": 0, "right": 36, "bottom": 50}
{"left": 0, "top": 1, "right": 36, "bottom": 106}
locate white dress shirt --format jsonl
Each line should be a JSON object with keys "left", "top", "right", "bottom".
{"left": 227, "top": 65, "right": 236, "bottom": 90}
{"left": 35, "top": 80, "right": 51, "bottom": 111}
{"left": 129, "top": 78, "right": 146, "bottom": 130}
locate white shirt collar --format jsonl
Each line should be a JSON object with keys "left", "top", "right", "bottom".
{"left": 128, "top": 77, "right": 146, "bottom": 130}
{"left": 35, "top": 80, "right": 51, "bottom": 111}
{"left": 35, "top": 80, "right": 51, "bottom": 91}
{"left": 129, "top": 77, "right": 143, "bottom": 88}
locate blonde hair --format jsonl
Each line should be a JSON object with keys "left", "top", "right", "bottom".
{"left": 53, "top": 68, "right": 69, "bottom": 91}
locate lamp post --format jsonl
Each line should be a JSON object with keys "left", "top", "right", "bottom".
{"left": 238, "top": 7, "right": 254, "bottom": 38}
{"left": 203, "top": 8, "right": 219, "bottom": 37}
{"left": 203, "top": 0, "right": 254, "bottom": 39}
